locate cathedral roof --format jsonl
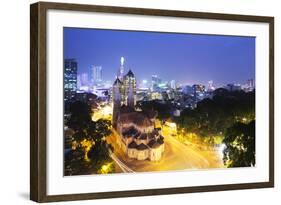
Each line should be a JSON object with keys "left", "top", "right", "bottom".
{"left": 136, "top": 143, "right": 148, "bottom": 150}
{"left": 128, "top": 141, "right": 137, "bottom": 149}
{"left": 139, "top": 133, "right": 148, "bottom": 140}
{"left": 148, "top": 140, "right": 161, "bottom": 149}
{"left": 151, "top": 128, "right": 159, "bottom": 137}
{"left": 125, "top": 69, "right": 134, "bottom": 77}
{"left": 147, "top": 139, "right": 156, "bottom": 147}
{"left": 122, "top": 126, "right": 138, "bottom": 138}
{"left": 157, "top": 136, "right": 164, "bottom": 144}
{"left": 134, "top": 132, "right": 141, "bottom": 138}
{"left": 118, "top": 112, "right": 153, "bottom": 128}
{"left": 113, "top": 78, "right": 123, "bottom": 85}
{"left": 147, "top": 132, "right": 156, "bottom": 139}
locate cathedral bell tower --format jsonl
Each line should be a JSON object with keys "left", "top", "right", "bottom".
{"left": 112, "top": 78, "right": 122, "bottom": 128}
{"left": 123, "top": 69, "right": 136, "bottom": 108}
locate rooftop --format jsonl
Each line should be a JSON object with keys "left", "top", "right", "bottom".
{"left": 128, "top": 141, "right": 138, "bottom": 149}
{"left": 118, "top": 111, "right": 154, "bottom": 128}
{"left": 113, "top": 78, "right": 123, "bottom": 86}
{"left": 125, "top": 69, "right": 135, "bottom": 77}
{"left": 122, "top": 126, "right": 139, "bottom": 138}
{"left": 136, "top": 143, "right": 148, "bottom": 150}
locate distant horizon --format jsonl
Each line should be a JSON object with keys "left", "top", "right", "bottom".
{"left": 64, "top": 27, "right": 255, "bottom": 87}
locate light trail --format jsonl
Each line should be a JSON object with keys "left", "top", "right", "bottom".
{"left": 110, "top": 153, "right": 135, "bottom": 173}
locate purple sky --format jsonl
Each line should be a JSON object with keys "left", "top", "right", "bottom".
{"left": 64, "top": 27, "right": 255, "bottom": 86}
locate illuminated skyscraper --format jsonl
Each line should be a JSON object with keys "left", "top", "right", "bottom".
{"left": 118, "top": 57, "right": 125, "bottom": 81}
{"left": 151, "top": 75, "right": 161, "bottom": 91}
{"left": 81, "top": 73, "right": 89, "bottom": 86}
{"left": 77, "top": 74, "right": 81, "bottom": 89}
{"left": 247, "top": 79, "right": 255, "bottom": 90}
{"left": 64, "top": 59, "right": 77, "bottom": 101}
{"left": 91, "top": 65, "right": 102, "bottom": 85}
{"left": 207, "top": 80, "right": 215, "bottom": 91}
{"left": 170, "top": 80, "right": 176, "bottom": 90}
{"left": 192, "top": 84, "right": 206, "bottom": 102}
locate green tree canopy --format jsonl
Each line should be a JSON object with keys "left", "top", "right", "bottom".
{"left": 175, "top": 89, "right": 255, "bottom": 138}
{"left": 223, "top": 120, "right": 255, "bottom": 167}
{"left": 64, "top": 100, "right": 113, "bottom": 175}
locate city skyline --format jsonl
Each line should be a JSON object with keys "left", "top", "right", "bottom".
{"left": 64, "top": 27, "right": 255, "bottom": 86}
{"left": 63, "top": 28, "right": 256, "bottom": 176}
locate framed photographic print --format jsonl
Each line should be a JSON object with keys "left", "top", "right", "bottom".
{"left": 30, "top": 1, "right": 274, "bottom": 202}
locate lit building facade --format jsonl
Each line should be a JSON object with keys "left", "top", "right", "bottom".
{"left": 64, "top": 59, "right": 77, "bottom": 101}
{"left": 116, "top": 109, "right": 164, "bottom": 161}
{"left": 192, "top": 84, "right": 206, "bottom": 102}
{"left": 225, "top": 83, "right": 242, "bottom": 92}
{"left": 112, "top": 57, "right": 136, "bottom": 126}
{"left": 123, "top": 70, "right": 137, "bottom": 107}
{"left": 170, "top": 80, "right": 176, "bottom": 90}
{"left": 151, "top": 75, "right": 162, "bottom": 91}
{"left": 112, "top": 57, "right": 165, "bottom": 161}
{"left": 91, "top": 65, "right": 102, "bottom": 85}
{"left": 207, "top": 80, "right": 215, "bottom": 91}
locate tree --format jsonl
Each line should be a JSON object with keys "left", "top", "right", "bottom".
{"left": 64, "top": 100, "right": 114, "bottom": 175}
{"left": 223, "top": 120, "right": 255, "bottom": 167}
{"left": 67, "top": 101, "right": 92, "bottom": 131}
{"left": 88, "top": 141, "right": 112, "bottom": 164}
{"left": 176, "top": 90, "right": 255, "bottom": 140}
{"left": 139, "top": 100, "right": 172, "bottom": 120}
{"left": 87, "top": 119, "right": 112, "bottom": 142}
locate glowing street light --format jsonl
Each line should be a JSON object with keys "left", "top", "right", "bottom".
{"left": 100, "top": 163, "right": 112, "bottom": 174}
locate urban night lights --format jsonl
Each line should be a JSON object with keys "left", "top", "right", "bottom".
{"left": 63, "top": 28, "right": 256, "bottom": 176}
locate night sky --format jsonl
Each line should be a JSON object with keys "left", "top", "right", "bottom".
{"left": 64, "top": 27, "right": 255, "bottom": 86}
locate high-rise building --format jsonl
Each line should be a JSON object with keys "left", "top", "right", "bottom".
{"left": 77, "top": 74, "right": 82, "bottom": 90}
{"left": 64, "top": 59, "right": 77, "bottom": 101}
{"left": 247, "top": 79, "right": 255, "bottom": 90}
{"left": 118, "top": 57, "right": 125, "bottom": 81}
{"left": 139, "top": 79, "right": 149, "bottom": 89}
{"left": 81, "top": 73, "right": 89, "bottom": 86}
{"left": 91, "top": 65, "right": 102, "bottom": 85}
{"left": 182, "top": 85, "right": 193, "bottom": 95}
{"left": 170, "top": 80, "right": 176, "bottom": 90}
{"left": 225, "top": 83, "right": 242, "bottom": 92}
{"left": 207, "top": 80, "right": 215, "bottom": 91}
{"left": 151, "top": 75, "right": 161, "bottom": 91}
{"left": 192, "top": 84, "right": 206, "bottom": 102}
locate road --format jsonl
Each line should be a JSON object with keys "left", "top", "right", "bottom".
{"left": 110, "top": 153, "right": 135, "bottom": 173}
{"left": 107, "top": 128, "right": 223, "bottom": 173}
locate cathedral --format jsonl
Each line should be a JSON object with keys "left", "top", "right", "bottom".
{"left": 112, "top": 57, "right": 165, "bottom": 161}
{"left": 112, "top": 57, "right": 137, "bottom": 127}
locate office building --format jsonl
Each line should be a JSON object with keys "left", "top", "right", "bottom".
{"left": 64, "top": 58, "right": 77, "bottom": 101}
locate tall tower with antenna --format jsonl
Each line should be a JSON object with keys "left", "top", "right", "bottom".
{"left": 118, "top": 57, "right": 125, "bottom": 81}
